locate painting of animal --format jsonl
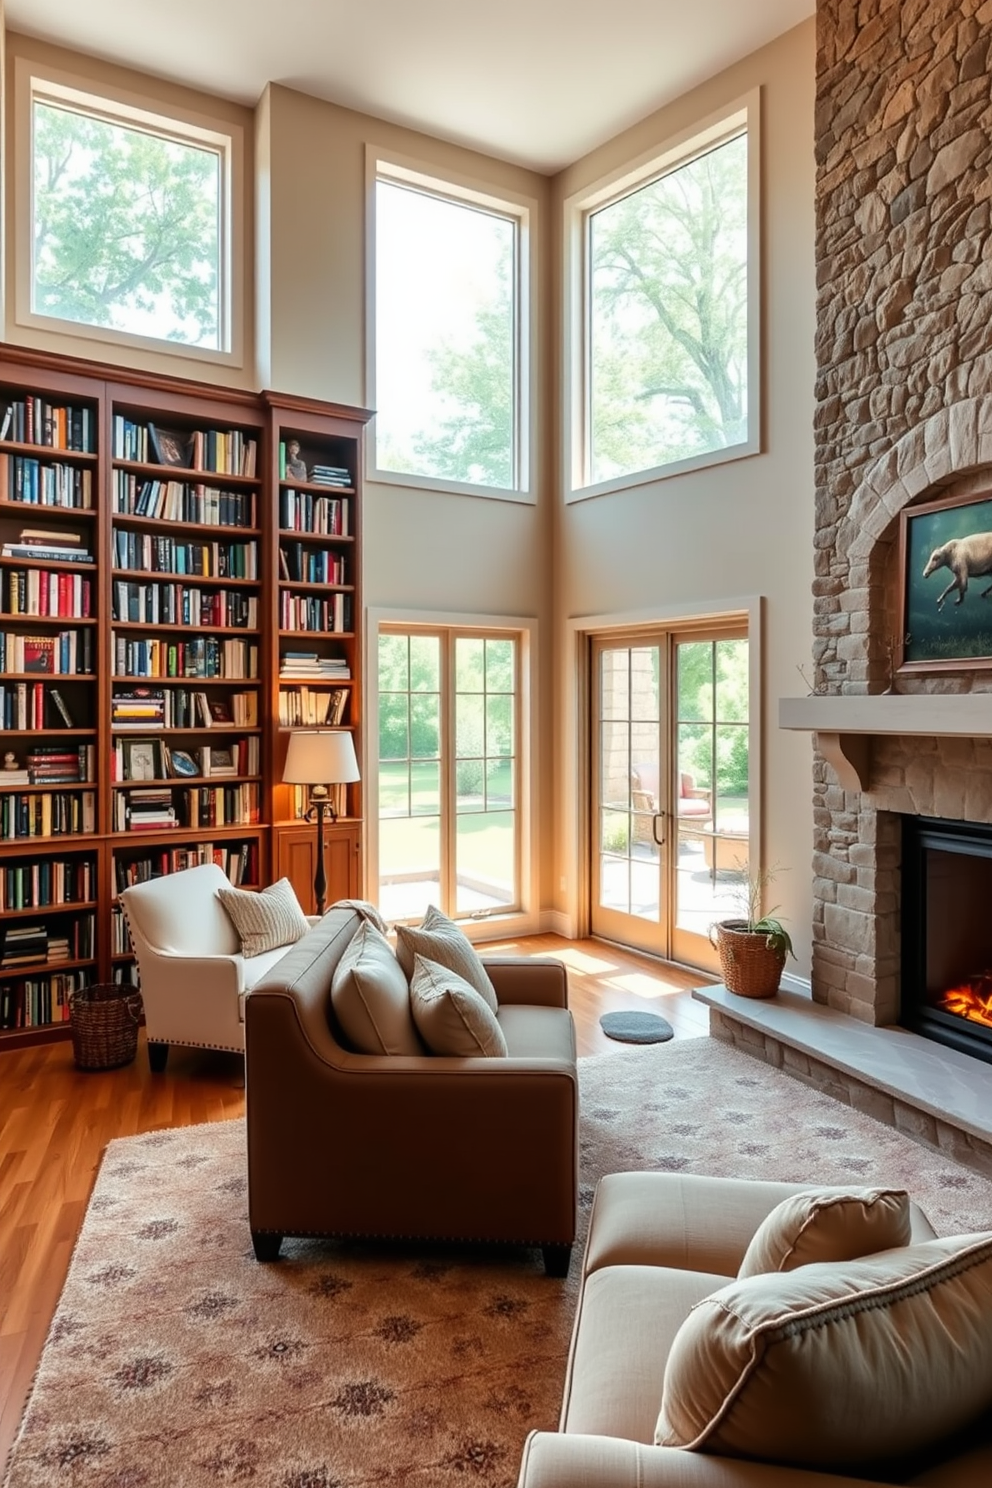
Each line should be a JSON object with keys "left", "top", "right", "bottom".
{"left": 922, "top": 532, "right": 992, "bottom": 610}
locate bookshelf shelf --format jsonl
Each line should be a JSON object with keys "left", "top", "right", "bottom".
{"left": 0, "top": 349, "right": 371, "bottom": 1045}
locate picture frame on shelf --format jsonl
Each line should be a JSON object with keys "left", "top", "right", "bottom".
{"left": 208, "top": 699, "right": 233, "bottom": 724}
{"left": 124, "top": 739, "right": 160, "bottom": 781}
{"left": 148, "top": 424, "right": 192, "bottom": 469}
{"left": 898, "top": 490, "right": 992, "bottom": 674}
{"left": 168, "top": 748, "right": 199, "bottom": 778}
{"left": 208, "top": 747, "right": 236, "bottom": 775}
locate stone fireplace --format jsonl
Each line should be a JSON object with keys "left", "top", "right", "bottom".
{"left": 697, "top": 0, "right": 992, "bottom": 1176}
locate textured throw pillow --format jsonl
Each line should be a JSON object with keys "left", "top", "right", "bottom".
{"left": 217, "top": 878, "right": 310, "bottom": 958}
{"left": 737, "top": 1186, "right": 912, "bottom": 1279}
{"left": 395, "top": 905, "right": 498, "bottom": 1013}
{"left": 656, "top": 1232, "right": 992, "bottom": 1470}
{"left": 409, "top": 954, "right": 507, "bottom": 1057}
{"left": 330, "top": 921, "right": 423, "bottom": 1055}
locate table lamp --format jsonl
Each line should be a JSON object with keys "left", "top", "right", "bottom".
{"left": 282, "top": 729, "right": 360, "bottom": 915}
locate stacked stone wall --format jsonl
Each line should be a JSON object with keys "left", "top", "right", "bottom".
{"left": 814, "top": 0, "right": 992, "bottom": 1019}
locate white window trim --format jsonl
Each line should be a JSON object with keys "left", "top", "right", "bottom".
{"left": 365, "top": 606, "right": 541, "bottom": 938}
{"left": 12, "top": 57, "right": 245, "bottom": 369}
{"left": 563, "top": 91, "right": 761, "bottom": 504}
{"left": 365, "top": 147, "right": 536, "bottom": 505}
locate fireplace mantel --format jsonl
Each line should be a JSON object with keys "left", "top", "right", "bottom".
{"left": 779, "top": 694, "right": 992, "bottom": 789}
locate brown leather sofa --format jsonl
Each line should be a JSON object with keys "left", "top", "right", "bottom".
{"left": 244, "top": 906, "right": 578, "bottom": 1274}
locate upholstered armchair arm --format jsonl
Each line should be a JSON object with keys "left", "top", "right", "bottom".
{"left": 483, "top": 957, "right": 569, "bottom": 1008}
{"left": 137, "top": 950, "right": 245, "bottom": 1048}
{"left": 518, "top": 1435, "right": 872, "bottom": 1488}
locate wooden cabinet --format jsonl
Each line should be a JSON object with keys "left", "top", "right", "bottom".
{"left": 275, "top": 822, "right": 360, "bottom": 915}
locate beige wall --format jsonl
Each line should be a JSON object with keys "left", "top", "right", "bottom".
{"left": 551, "top": 19, "right": 817, "bottom": 971}
{"left": 2, "top": 22, "right": 817, "bottom": 958}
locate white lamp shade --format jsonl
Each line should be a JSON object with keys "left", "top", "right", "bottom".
{"left": 282, "top": 729, "right": 360, "bottom": 785}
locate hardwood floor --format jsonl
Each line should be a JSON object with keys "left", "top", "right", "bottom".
{"left": 0, "top": 934, "right": 711, "bottom": 1472}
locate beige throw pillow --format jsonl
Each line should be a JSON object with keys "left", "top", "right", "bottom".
{"left": 737, "top": 1186, "right": 912, "bottom": 1278}
{"left": 656, "top": 1232, "right": 992, "bottom": 1469}
{"left": 409, "top": 954, "right": 507, "bottom": 1057}
{"left": 330, "top": 921, "right": 423, "bottom": 1055}
{"left": 217, "top": 877, "right": 310, "bottom": 958}
{"left": 396, "top": 905, "right": 498, "bottom": 1013}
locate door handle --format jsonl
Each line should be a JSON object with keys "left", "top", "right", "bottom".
{"left": 652, "top": 814, "right": 665, "bottom": 846}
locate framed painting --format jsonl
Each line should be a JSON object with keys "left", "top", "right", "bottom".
{"left": 898, "top": 490, "right": 992, "bottom": 674}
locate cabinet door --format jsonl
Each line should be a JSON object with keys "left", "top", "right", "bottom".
{"left": 276, "top": 824, "right": 360, "bottom": 914}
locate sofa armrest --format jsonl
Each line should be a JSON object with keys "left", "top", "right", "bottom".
{"left": 483, "top": 957, "right": 568, "bottom": 1008}
{"left": 518, "top": 1435, "right": 876, "bottom": 1488}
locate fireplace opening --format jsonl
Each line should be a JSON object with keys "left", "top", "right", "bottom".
{"left": 901, "top": 816, "right": 992, "bottom": 1065}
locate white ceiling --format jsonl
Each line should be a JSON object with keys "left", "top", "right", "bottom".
{"left": 7, "top": 0, "right": 814, "bottom": 174}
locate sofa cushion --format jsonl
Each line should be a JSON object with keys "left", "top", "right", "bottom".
{"left": 561, "top": 1264, "right": 729, "bottom": 1442}
{"left": 656, "top": 1232, "right": 992, "bottom": 1469}
{"left": 218, "top": 877, "right": 310, "bottom": 958}
{"left": 410, "top": 954, "right": 507, "bottom": 1056}
{"left": 330, "top": 921, "right": 423, "bottom": 1055}
{"left": 396, "top": 906, "right": 498, "bottom": 1013}
{"left": 737, "top": 1186, "right": 912, "bottom": 1278}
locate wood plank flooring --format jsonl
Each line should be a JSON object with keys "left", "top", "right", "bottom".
{"left": 0, "top": 934, "right": 711, "bottom": 1473}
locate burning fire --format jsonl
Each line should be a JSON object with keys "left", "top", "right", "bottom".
{"left": 940, "top": 974, "right": 992, "bottom": 1029}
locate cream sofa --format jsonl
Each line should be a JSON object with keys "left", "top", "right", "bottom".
{"left": 518, "top": 1171, "right": 992, "bottom": 1488}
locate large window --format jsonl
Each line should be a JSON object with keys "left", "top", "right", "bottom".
{"left": 20, "top": 71, "right": 238, "bottom": 359}
{"left": 376, "top": 628, "right": 520, "bottom": 922}
{"left": 370, "top": 160, "right": 529, "bottom": 497}
{"left": 568, "top": 100, "right": 758, "bottom": 498}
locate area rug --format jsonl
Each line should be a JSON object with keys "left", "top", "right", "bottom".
{"left": 6, "top": 1038, "right": 992, "bottom": 1488}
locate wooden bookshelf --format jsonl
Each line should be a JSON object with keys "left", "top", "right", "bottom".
{"left": 0, "top": 348, "right": 371, "bottom": 1045}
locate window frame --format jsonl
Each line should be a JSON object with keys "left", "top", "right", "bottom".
{"left": 12, "top": 58, "right": 245, "bottom": 368}
{"left": 563, "top": 92, "right": 761, "bottom": 504}
{"left": 365, "top": 149, "right": 535, "bottom": 504}
{"left": 366, "top": 608, "right": 540, "bottom": 935}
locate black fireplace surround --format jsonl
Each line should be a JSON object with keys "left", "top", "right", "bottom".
{"left": 901, "top": 815, "right": 992, "bottom": 1065}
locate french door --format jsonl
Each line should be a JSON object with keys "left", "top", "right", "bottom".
{"left": 590, "top": 624, "right": 750, "bottom": 971}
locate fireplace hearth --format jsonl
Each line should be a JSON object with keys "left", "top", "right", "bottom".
{"left": 901, "top": 816, "right": 992, "bottom": 1067}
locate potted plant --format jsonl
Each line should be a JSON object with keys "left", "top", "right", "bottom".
{"left": 709, "top": 868, "right": 795, "bottom": 999}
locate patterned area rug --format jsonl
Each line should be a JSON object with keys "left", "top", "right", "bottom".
{"left": 6, "top": 1037, "right": 992, "bottom": 1488}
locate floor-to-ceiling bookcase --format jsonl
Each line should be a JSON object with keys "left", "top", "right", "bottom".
{"left": 0, "top": 346, "right": 372, "bottom": 1046}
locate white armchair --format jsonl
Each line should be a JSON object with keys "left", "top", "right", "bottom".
{"left": 120, "top": 863, "right": 309, "bottom": 1072}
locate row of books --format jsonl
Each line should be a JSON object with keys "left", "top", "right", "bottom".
{"left": 112, "top": 634, "right": 259, "bottom": 681}
{"left": 0, "top": 791, "right": 96, "bottom": 840}
{"left": 1, "top": 744, "right": 96, "bottom": 786}
{"left": 114, "top": 783, "right": 261, "bottom": 831}
{"left": 113, "top": 839, "right": 260, "bottom": 893}
{"left": 277, "top": 685, "right": 349, "bottom": 727}
{"left": 0, "top": 455, "right": 94, "bottom": 508}
{"left": 1, "top": 914, "right": 96, "bottom": 967}
{"left": 0, "top": 856, "right": 96, "bottom": 911}
{"left": 0, "top": 682, "right": 78, "bottom": 732}
{"left": 279, "top": 544, "right": 347, "bottom": 585}
{"left": 279, "top": 651, "right": 351, "bottom": 679}
{"left": 0, "top": 971, "right": 90, "bottom": 1030}
{"left": 112, "top": 581, "right": 257, "bottom": 630}
{"left": 278, "top": 490, "right": 350, "bottom": 534}
{"left": 111, "top": 686, "right": 258, "bottom": 729}
{"left": 110, "top": 736, "right": 259, "bottom": 782}
{"left": 112, "top": 530, "right": 258, "bottom": 579}
{"left": 0, "top": 397, "right": 95, "bottom": 453}
{"left": 2, "top": 568, "right": 93, "bottom": 619}
{"left": 113, "top": 417, "right": 258, "bottom": 476}
{"left": 279, "top": 593, "right": 351, "bottom": 633}
{"left": 0, "top": 629, "right": 94, "bottom": 675}
{"left": 113, "top": 473, "right": 257, "bottom": 529}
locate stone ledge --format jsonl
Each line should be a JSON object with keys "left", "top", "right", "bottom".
{"left": 692, "top": 986, "right": 992, "bottom": 1177}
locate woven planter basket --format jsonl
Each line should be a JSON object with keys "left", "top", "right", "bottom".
{"left": 709, "top": 920, "right": 785, "bottom": 1000}
{"left": 69, "top": 984, "right": 143, "bottom": 1071}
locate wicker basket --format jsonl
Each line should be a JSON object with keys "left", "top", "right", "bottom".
{"left": 709, "top": 921, "right": 785, "bottom": 1000}
{"left": 69, "top": 984, "right": 143, "bottom": 1071}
